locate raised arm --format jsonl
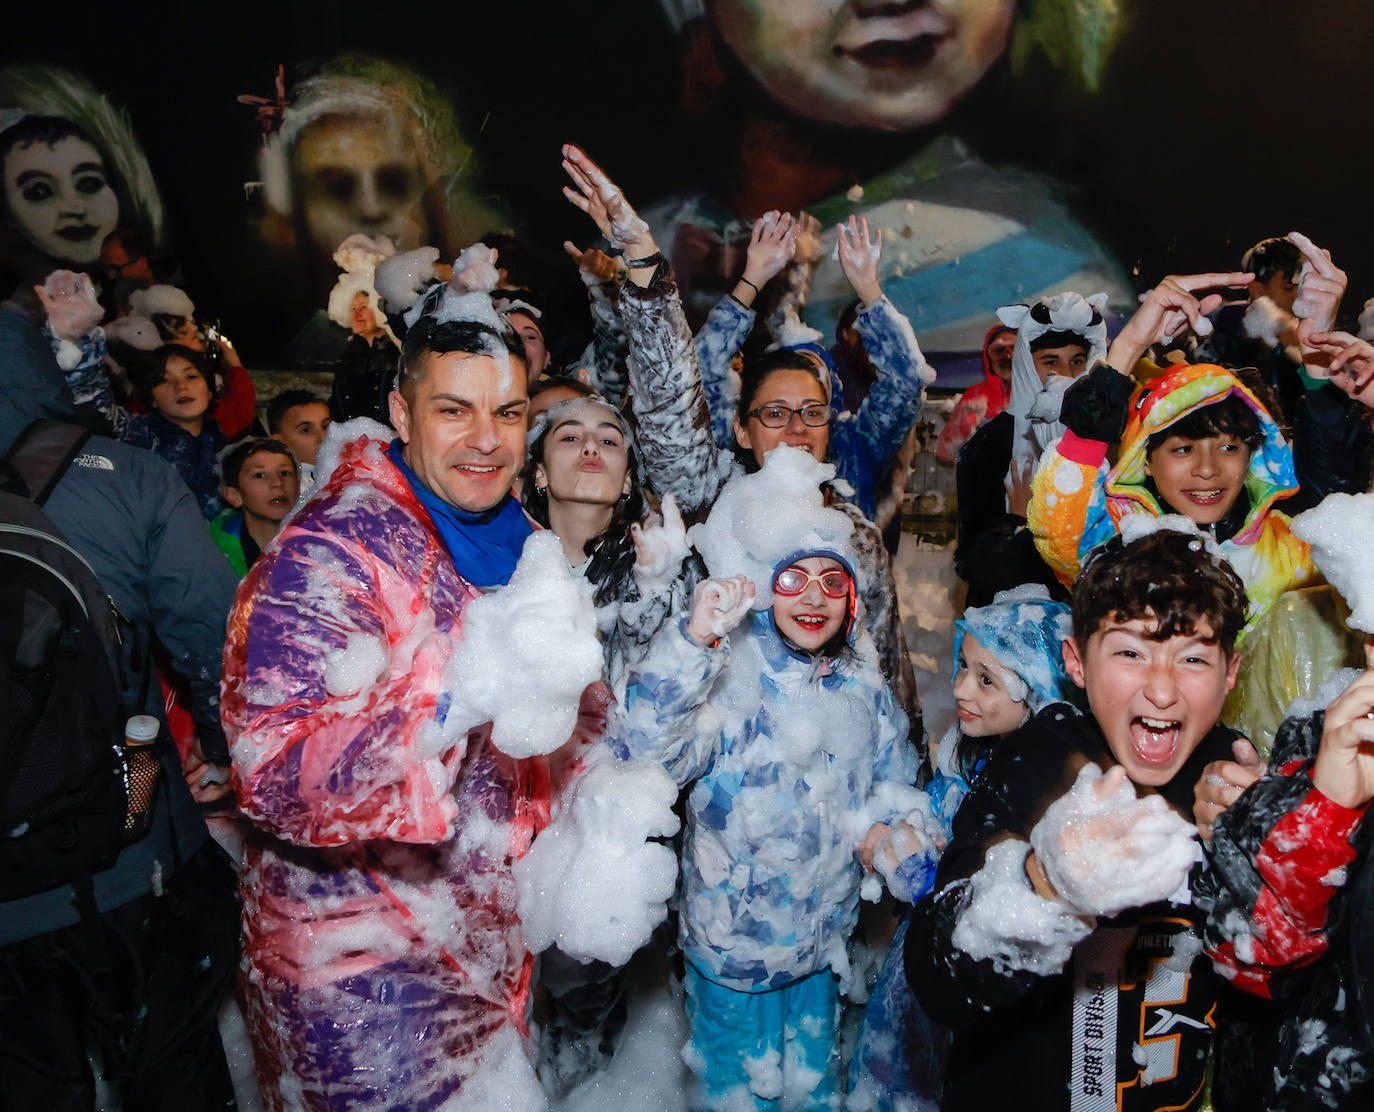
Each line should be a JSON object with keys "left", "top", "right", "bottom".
{"left": 562, "top": 144, "right": 734, "bottom": 516}
{"left": 608, "top": 577, "right": 752, "bottom": 785}
{"left": 1199, "top": 693, "right": 1372, "bottom": 996}
{"left": 1288, "top": 231, "right": 1348, "bottom": 378}
{"left": 833, "top": 217, "right": 934, "bottom": 480}
{"left": 564, "top": 240, "right": 630, "bottom": 407}
{"left": 695, "top": 212, "right": 800, "bottom": 449}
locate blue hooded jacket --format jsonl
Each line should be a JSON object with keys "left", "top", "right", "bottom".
{"left": 610, "top": 559, "right": 917, "bottom": 992}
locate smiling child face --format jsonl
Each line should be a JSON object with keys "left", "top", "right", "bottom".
{"left": 710, "top": 0, "right": 1016, "bottom": 132}
{"left": 771, "top": 555, "right": 852, "bottom": 653}
{"left": 1063, "top": 615, "right": 1239, "bottom": 787}
{"left": 953, "top": 634, "right": 1029, "bottom": 738}
{"left": 1145, "top": 434, "right": 1251, "bottom": 526}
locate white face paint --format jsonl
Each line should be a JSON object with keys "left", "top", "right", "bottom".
{"left": 3, "top": 133, "right": 119, "bottom": 265}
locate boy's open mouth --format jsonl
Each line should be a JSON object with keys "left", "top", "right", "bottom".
{"left": 793, "top": 615, "right": 828, "bottom": 629}
{"left": 1131, "top": 716, "right": 1180, "bottom": 763}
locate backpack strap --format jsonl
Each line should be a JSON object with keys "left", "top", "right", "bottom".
{"left": 3, "top": 419, "right": 92, "bottom": 506}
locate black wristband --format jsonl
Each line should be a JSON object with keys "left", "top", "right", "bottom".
{"left": 625, "top": 251, "right": 664, "bottom": 269}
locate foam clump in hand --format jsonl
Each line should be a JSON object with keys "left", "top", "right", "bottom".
{"left": 688, "top": 445, "right": 854, "bottom": 609}
{"left": 332, "top": 232, "right": 394, "bottom": 275}
{"left": 1029, "top": 763, "right": 1199, "bottom": 919}
{"left": 449, "top": 242, "right": 501, "bottom": 294}
{"left": 442, "top": 532, "right": 603, "bottom": 758}
{"left": 951, "top": 838, "right": 1094, "bottom": 974}
{"left": 374, "top": 246, "right": 441, "bottom": 316}
{"left": 1292, "top": 492, "right": 1374, "bottom": 633}
{"left": 514, "top": 748, "right": 680, "bottom": 966}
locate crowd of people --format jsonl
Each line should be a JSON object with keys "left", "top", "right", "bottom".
{"left": 5, "top": 90, "right": 1374, "bottom": 1112}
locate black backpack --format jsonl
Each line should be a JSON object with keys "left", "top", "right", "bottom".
{"left": 0, "top": 420, "right": 133, "bottom": 904}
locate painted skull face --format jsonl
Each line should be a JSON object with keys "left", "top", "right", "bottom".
{"left": 3, "top": 133, "right": 119, "bottom": 265}
{"left": 294, "top": 111, "right": 426, "bottom": 258}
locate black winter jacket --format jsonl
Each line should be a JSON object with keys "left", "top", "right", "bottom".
{"left": 953, "top": 411, "right": 1066, "bottom": 607}
{"left": 906, "top": 706, "right": 1235, "bottom": 1112}
{"left": 1196, "top": 707, "right": 1374, "bottom": 1110}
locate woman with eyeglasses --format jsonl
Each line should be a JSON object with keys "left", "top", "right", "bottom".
{"left": 700, "top": 212, "right": 935, "bottom": 528}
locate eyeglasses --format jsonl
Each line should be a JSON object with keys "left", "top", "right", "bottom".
{"left": 745, "top": 404, "right": 834, "bottom": 429}
{"left": 772, "top": 565, "right": 852, "bottom": 598}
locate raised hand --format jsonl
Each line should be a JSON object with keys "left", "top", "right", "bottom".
{"left": 563, "top": 240, "right": 622, "bottom": 286}
{"left": 561, "top": 144, "right": 654, "bottom": 257}
{"left": 450, "top": 243, "right": 500, "bottom": 293}
{"left": 1106, "top": 271, "right": 1254, "bottom": 374}
{"left": 1289, "top": 231, "right": 1347, "bottom": 344}
{"left": 631, "top": 493, "right": 690, "bottom": 590}
{"left": 1028, "top": 764, "right": 1199, "bottom": 917}
{"left": 1312, "top": 667, "right": 1374, "bottom": 811}
{"left": 836, "top": 215, "right": 883, "bottom": 306}
{"left": 1193, "top": 737, "right": 1267, "bottom": 843}
{"left": 35, "top": 269, "right": 103, "bottom": 340}
{"left": 1304, "top": 330, "right": 1374, "bottom": 403}
{"left": 1004, "top": 458, "right": 1033, "bottom": 518}
{"left": 741, "top": 211, "right": 799, "bottom": 291}
{"left": 685, "top": 574, "right": 755, "bottom": 647}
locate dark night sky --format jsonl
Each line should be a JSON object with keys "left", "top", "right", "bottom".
{"left": 5, "top": 0, "right": 1372, "bottom": 360}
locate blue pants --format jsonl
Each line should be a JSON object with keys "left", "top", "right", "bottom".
{"left": 684, "top": 962, "right": 841, "bottom": 1112}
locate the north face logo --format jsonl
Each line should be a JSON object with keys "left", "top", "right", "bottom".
{"left": 73, "top": 453, "right": 114, "bottom": 471}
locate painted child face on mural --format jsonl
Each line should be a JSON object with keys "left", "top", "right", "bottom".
{"left": 293, "top": 110, "right": 426, "bottom": 259}
{"left": 710, "top": 0, "right": 1016, "bottom": 131}
{"left": 3, "top": 133, "right": 119, "bottom": 266}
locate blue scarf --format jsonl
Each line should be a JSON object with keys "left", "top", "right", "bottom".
{"left": 387, "top": 439, "right": 533, "bottom": 588}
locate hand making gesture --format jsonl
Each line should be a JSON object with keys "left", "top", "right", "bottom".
{"left": 561, "top": 144, "right": 658, "bottom": 283}
{"left": 1106, "top": 271, "right": 1254, "bottom": 374}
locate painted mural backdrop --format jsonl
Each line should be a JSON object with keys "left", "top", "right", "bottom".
{"left": 2, "top": 0, "right": 1371, "bottom": 377}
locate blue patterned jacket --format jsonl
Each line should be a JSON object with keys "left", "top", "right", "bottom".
{"left": 694, "top": 294, "right": 929, "bottom": 522}
{"left": 611, "top": 608, "right": 917, "bottom": 991}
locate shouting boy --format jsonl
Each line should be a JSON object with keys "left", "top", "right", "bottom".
{"left": 906, "top": 525, "right": 1248, "bottom": 1112}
